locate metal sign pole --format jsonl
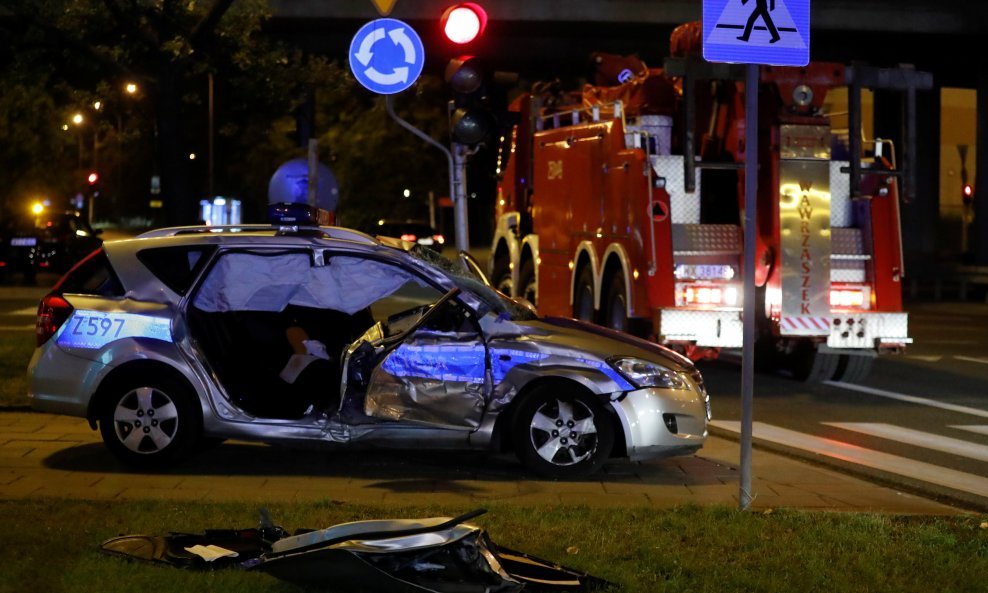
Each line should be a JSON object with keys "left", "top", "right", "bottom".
{"left": 739, "top": 62, "right": 759, "bottom": 511}
{"left": 384, "top": 96, "right": 458, "bottom": 247}
{"left": 452, "top": 142, "right": 470, "bottom": 252}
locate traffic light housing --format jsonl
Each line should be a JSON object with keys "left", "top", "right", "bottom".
{"left": 445, "top": 56, "right": 493, "bottom": 146}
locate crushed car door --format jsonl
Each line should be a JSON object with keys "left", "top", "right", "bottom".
{"left": 360, "top": 279, "right": 489, "bottom": 431}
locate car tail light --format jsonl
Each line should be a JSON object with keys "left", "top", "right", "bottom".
{"left": 36, "top": 293, "right": 73, "bottom": 347}
{"left": 400, "top": 233, "right": 417, "bottom": 242}
{"left": 433, "top": 234, "right": 445, "bottom": 245}
{"left": 830, "top": 285, "right": 870, "bottom": 310}
{"left": 676, "top": 283, "right": 739, "bottom": 307}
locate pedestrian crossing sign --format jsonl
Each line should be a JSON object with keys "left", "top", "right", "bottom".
{"left": 703, "top": 0, "right": 809, "bottom": 66}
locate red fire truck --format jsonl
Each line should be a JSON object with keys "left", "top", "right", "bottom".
{"left": 488, "top": 23, "right": 931, "bottom": 382}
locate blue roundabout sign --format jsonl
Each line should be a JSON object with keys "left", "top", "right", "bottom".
{"left": 348, "top": 18, "right": 425, "bottom": 95}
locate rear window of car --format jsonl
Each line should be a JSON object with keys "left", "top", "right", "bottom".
{"left": 54, "top": 248, "right": 124, "bottom": 297}
{"left": 137, "top": 246, "right": 216, "bottom": 295}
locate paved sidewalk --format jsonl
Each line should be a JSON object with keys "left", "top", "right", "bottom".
{"left": 0, "top": 411, "right": 966, "bottom": 514}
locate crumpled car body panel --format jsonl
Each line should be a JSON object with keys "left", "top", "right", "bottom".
{"left": 100, "top": 511, "right": 610, "bottom": 592}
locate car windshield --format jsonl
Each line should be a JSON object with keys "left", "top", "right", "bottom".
{"left": 409, "top": 247, "right": 537, "bottom": 321}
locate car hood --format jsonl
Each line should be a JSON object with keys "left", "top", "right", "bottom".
{"left": 504, "top": 316, "right": 695, "bottom": 373}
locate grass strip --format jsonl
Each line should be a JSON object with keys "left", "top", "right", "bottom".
{"left": 0, "top": 334, "right": 33, "bottom": 408}
{"left": 1, "top": 499, "right": 986, "bottom": 593}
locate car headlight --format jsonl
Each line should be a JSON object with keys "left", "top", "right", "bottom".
{"left": 608, "top": 357, "right": 692, "bottom": 390}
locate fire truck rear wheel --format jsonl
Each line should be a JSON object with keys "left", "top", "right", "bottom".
{"left": 832, "top": 354, "right": 874, "bottom": 383}
{"left": 604, "top": 271, "right": 628, "bottom": 333}
{"left": 492, "top": 256, "right": 512, "bottom": 296}
{"left": 519, "top": 260, "right": 537, "bottom": 306}
{"left": 789, "top": 343, "right": 840, "bottom": 383}
{"left": 573, "top": 266, "right": 595, "bottom": 323}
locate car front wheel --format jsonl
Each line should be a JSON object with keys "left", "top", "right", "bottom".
{"left": 513, "top": 387, "right": 614, "bottom": 478}
{"left": 98, "top": 376, "right": 200, "bottom": 468}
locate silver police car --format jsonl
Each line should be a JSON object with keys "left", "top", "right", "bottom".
{"left": 29, "top": 224, "right": 709, "bottom": 478}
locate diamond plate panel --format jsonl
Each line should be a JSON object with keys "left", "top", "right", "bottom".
{"left": 650, "top": 155, "right": 701, "bottom": 224}
{"left": 831, "top": 227, "right": 867, "bottom": 256}
{"left": 672, "top": 224, "right": 741, "bottom": 255}
{"left": 827, "top": 312, "right": 910, "bottom": 349}
{"left": 831, "top": 266, "right": 866, "bottom": 283}
{"left": 831, "top": 161, "right": 853, "bottom": 227}
{"left": 659, "top": 309, "right": 743, "bottom": 347}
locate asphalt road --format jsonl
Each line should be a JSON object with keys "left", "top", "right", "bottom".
{"left": 3, "top": 272, "right": 987, "bottom": 507}
{"left": 698, "top": 300, "right": 988, "bottom": 507}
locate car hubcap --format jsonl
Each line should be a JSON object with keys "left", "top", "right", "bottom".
{"left": 113, "top": 387, "right": 180, "bottom": 454}
{"left": 529, "top": 399, "right": 598, "bottom": 466}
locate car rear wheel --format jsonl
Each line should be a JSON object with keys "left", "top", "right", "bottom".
{"left": 98, "top": 376, "right": 200, "bottom": 468}
{"left": 513, "top": 387, "right": 614, "bottom": 478}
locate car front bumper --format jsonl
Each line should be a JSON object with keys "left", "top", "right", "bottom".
{"left": 608, "top": 386, "right": 708, "bottom": 461}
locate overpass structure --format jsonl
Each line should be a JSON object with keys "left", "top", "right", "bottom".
{"left": 269, "top": 0, "right": 988, "bottom": 269}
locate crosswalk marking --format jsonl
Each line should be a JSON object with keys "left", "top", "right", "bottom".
{"left": 711, "top": 420, "right": 988, "bottom": 499}
{"left": 951, "top": 425, "right": 988, "bottom": 437}
{"left": 823, "top": 422, "right": 988, "bottom": 463}
{"left": 824, "top": 381, "right": 988, "bottom": 419}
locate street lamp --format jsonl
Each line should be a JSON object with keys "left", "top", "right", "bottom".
{"left": 124, "top": 82, "right": 138, "bottom": 95}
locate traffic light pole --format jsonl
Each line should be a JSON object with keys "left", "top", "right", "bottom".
{"left": 385, "top": 96, "right": 468, "bottom": 251}
{"left": 452, "top": 142, "right": 470, "bottom": 251}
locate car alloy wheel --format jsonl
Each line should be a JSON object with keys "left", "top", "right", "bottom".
{"left": 98, "top": 375, "right": 200, "bottom": 468}
{"left": 514, "top": 387, "right": 614, "bottom": 478}
{"left": 112, "top": 387, "right": 180, "bottom": 455}
{"left": 529, "top": 398, "right": 598, "bottom": 466}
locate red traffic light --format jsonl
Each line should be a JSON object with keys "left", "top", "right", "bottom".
{"left": 441, "top": 3, "right": 487, "bottom": 45}
{"left": 87, "top": 172, "right": 99, "bottom": 185}
{"left": 962, "top": 183, "right": 974, "bottom": 205}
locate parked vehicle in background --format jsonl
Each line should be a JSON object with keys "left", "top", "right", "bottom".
{"left": 372, "top": 219, "right": 445, "bottom": 252}
{"left": 0, "top": 215, "right": 44, "bottom": 281}
{"left": 28, "top": 221, "right": 710, "bottom": 478}
{"left": 37, "top": 211, "right": 103, "bottom": 273}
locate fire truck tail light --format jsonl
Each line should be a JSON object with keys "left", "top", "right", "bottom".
{"left": 678, "top": 284, "right": 739, "bottom": 307}
{"left": 830, "top": 286, "right": 870, "bottom": 309}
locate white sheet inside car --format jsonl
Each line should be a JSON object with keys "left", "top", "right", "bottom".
{"left": 193, "top": 252, "right": 419, "bottom": 314}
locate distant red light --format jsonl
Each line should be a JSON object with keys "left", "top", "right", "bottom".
{"left": 400, "top": 233, "right": 417, "bottom": 242}
{"left": 441, "top": 3, "right": 487, "bottom": 45}
{"left": 963, "top": 184, "right": 973, "bottom": 197}
{"left": 87, "top": 172, "right": 99, "bottom": 185}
